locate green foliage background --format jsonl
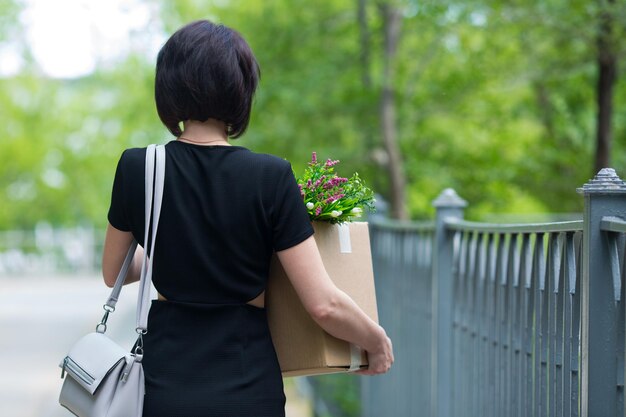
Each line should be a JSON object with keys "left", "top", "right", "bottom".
{"left": 1, "top": 0, "right": 625, "bottom": 230}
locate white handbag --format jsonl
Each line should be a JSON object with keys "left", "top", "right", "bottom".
{"left": 59, "top": 144, "right": 165, "bottom": 417}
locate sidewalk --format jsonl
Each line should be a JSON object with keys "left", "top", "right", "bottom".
{"left": 0, "top": 275, "right": 311, "bottom": 417}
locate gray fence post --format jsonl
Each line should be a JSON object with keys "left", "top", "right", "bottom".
{"left": 432, "top": 188, "right": 467, "bottom": 417}
{"left": 578, "top": 168, "right": 626, "bottom": 417}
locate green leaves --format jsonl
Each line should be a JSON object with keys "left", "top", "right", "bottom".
{"left": 297, "top": 152, "right": 375, "bottom": 224}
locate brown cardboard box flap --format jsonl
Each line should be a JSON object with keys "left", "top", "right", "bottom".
{"left": 267, "top": 222, "right": 378, "bottom": 377}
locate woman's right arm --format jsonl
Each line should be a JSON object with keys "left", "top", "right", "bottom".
{"left": 276, "top": 235, "right": 394, "bottom": 375}
{"left": 102, "top": 223, "right": 144, "bottom": 288}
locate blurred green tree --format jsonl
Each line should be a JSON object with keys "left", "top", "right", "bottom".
{"left": 0, "top": 0, "right": 625, "bottom": 230}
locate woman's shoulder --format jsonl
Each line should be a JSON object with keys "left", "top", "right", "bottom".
{"left": 117, "top": 146, "right": 146, "bottom": 163}
{"left": 112, "top": 147, "right": 147, "bottom": 177}
{"left": 237, "top": 148, "right": 292, "bottom": 170}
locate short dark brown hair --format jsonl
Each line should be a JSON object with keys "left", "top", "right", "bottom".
{"left": 155, "top": 20, "right": 260, "bottom": 138}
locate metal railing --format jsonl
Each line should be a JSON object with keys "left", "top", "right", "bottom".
{"left": 362, "top": 168, "right": 626, "bottom": 417}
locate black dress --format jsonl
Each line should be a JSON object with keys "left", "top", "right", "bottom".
{"left": 108, "top": 140, "right": 314, "bottom": 417}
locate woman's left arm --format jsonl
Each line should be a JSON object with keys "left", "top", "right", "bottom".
{"left": 102, "top": 223, "right": 143, "bottom": 288}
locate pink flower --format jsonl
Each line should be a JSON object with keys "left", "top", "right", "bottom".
{"left": 311, "top": 152, "right": 317, "bottom": 164}
{"left": 325, "top": 193, "right": 345, "bottom": 204}
{"left": 315, "top": 206, "right": 322, "bottom": 216}
{"left": 313, "top": 176, "right": 326, "bottom": 189}
{"left": 323, "top": 177, "right": 348, "bottom": 190}
{"left": 325, "top": 159, "right": 340, "bottom": 167}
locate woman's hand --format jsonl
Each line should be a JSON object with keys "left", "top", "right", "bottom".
{"left": 357, "top": 327, "right": 394, "bottom": 375}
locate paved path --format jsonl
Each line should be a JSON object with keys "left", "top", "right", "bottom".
{"left": 0, "top": 275, "right": 311, "bottom": 417}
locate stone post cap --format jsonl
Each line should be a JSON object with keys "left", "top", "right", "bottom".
{"left": 577, "top": 168, "right": 626, "bottom": 194}
{"left": 433, "top": 188, "right": 468, "bottom": 208}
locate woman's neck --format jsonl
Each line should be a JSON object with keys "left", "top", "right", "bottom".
{"left": 178, "top": 119, "right": 230, "bottom": 146}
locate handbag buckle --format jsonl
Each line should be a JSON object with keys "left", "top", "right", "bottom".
{"left": 133, "top": 331, "right": 145, "bottom": 356}
{"left": 96, "top": 305, "right": 115, "bottom": 333}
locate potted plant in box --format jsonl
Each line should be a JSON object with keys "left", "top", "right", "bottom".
{"left": 267, "top": 152, "right": 379, "bottom": 377}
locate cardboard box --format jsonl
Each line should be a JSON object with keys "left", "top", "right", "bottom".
{"left": 267, "top": 221, "right": 379, "bottom": 377}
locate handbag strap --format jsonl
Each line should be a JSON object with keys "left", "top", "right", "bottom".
{"left": 136, "top": 144, "right": 165, "bottom": 332}
{"left": 99, "top": 144, "right": 165, "bottom": 335}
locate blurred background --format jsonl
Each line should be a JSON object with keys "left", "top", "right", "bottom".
{"left": 0, "top": 0, "right": 624, "bottom": 416}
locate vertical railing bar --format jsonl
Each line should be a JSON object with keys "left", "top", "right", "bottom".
{"left": 560, "top": 232, "right": 572, "bottom": 417}
{"left": 539, "top": 231, "right": 551, "bottom": 417}
{"left": 491, "top": 231, "right": 507, "bottom": 416}
{"left": 413, "top": 232, "right": 423, "bottom": 413}
{"left": 477, "top": 233, "right": 488, "bottom": 416}
{"left": 479, "top": 233, "right": 490, "bottom": 417}
{"left": 486, "top": 233, "right": 497, "bottom": 417}
{"left": 450, "top": 232, "right": 458, "bottom": 417}
{"left": 426, "top": 223, "right": 434, "bottom": 415}
{"left": 412, "top": 231, "right": 422, "bottom": 416}
{"left": 390, "top": 231, "right": 401, "bottom": 416}
{"left": 405, "top": 231, "right": 415, "bottom": 416}
{"left": 616, "top": 232, "right": 626, "bottom": 417}
{"left": 483, "top": 232, "right": 504, "bottom": 417}
{"left": 522, "top": 234, "right": 537, "bottom": 417}
{"left": 465, "top": 231, "right": 475, "bottom": 417}
{"left": 422, "top": 230, "right": 432, "bottom": 414}
{"left": 517, "top": 233, "right": 531, "bottom": 417}
{"left": 461, "top": 233, "right": 474, "bottom": 417}
{"left": 552, "top": 233, "right": 565, "bottom": 417}
{"left": 524, "top": 234, "right": 538, "bottom": 417}
{"left": 403, "top": 231, "right": 415, "bottom": 416}
{"left": 533, "top": 233, "right": 543, "bottom": 417}
{"left": 496, "top": 233, "right": 508, "bottom": 417}
{"left": 569, "top": 232, "right": 581, "bottom": 417}
{"left": 493, "top": 234, "right": 501, "bottom": 417}
{"left": 401, "top": 230, "right": 411, "bottom": 416}
{"left": 398, "top": 231, "right": 407, "bottom": 416}
{"left": 495, "top": 234, "right": 519, "bottom": 415}
{"left": 467, "top": 231, "right": 478, "bottom": 417}
{"left": 470, "top": 232, "right": 482, "bottom": 417}
{"left": 512, "top": 233, "right": 525, "bottom": 417}
{"left": 453, "top": 231, "right": 468, "bottom": 417}
{"left": 418, "top": 231, "right": 430, "bottom": 416}
{"left": 545, "top": 233, "right": 556, "bottom": 417}
{"left": 500, "top": 233, "right": 521, "bottom": 415}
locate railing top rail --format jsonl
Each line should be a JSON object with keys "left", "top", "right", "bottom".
{"left": 444, "top": 218, "right": 584, "bottom": 234}
{"left": 369, "top": 218, "right": 435, "bottom": 232}
{"left": 600, "top": 216, "right": 626, "bottom": 233}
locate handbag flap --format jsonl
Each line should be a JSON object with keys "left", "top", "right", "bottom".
{"left": 62, "top": 332, "right": 128, "bottom": 395}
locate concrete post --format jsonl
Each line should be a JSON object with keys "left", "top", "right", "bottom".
{"left": 432, "top": 188, "right": 467, "bottom": 417}
{"left": 578, "top": 168, "right": 626, "bottom": 417}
